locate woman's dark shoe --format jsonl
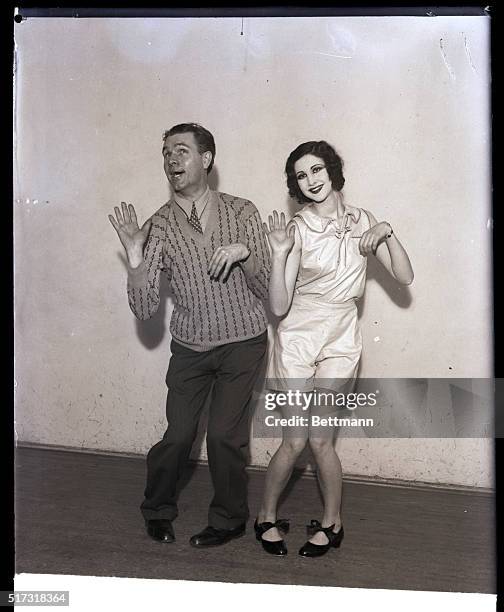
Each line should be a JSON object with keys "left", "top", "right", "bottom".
{"left": 254, "top": 518, "right": 290, "bottom": 556}
{"left": 298, "top": 519, "right": 344, "bottom": 558}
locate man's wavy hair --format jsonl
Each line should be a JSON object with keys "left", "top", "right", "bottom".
{"left": 163, "top": 123, "right": 216, "bottom": 174}
{"left": 285, "top": 140, "right": 345, "bottom": 204}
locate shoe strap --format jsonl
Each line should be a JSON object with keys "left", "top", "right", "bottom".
{"left": 256, "top": 518, "right": 290, "bottom": 535}
{"left": 306, "top": 519, "right": 340, "bottom": 544}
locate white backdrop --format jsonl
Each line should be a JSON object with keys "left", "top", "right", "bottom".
{"left": 14, "top": 16, "right": 492, "bottom": 487}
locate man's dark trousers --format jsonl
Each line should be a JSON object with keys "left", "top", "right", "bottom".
{"left": 140, "top": 331, "right": 268, "bottom": 529}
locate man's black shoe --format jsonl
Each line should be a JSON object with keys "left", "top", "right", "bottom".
{"left": 189, "top": 524, "right": 246, "bottom": 547}
{"left": 146, "top": 519, "right": 175, "bottom": 543}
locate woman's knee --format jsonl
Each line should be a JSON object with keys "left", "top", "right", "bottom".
{"left": 279, "top": 437, "right": 308, "bottom": 457}
{"left": 308, "top": 436, "right": 335, "bottom": 455}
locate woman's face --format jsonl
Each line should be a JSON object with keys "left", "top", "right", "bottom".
{"left": 294, "top": 153, "right": 333, "bottom": 203}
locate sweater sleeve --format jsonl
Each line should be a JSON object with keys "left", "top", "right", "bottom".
{"left": 126, "top": 211, "right": 171, "bottom": 320}
{"left": 240, "top": 208, "right": 271, "bottom": 303}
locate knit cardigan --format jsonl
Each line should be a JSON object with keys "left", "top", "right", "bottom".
{"left": 127, "top": 190, "right": 271, "bottom": 351}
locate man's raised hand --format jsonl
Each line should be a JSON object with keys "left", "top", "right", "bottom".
{"left": 109, "top": 202, "right": 152, "bottom": 267}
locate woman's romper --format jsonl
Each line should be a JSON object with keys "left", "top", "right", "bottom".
{"left": 267, "top": 204, "right": 371, "bottom": 393}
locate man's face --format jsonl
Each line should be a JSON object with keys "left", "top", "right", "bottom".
{"left": 162, "top": 132, "right": 211, "bottom": 197}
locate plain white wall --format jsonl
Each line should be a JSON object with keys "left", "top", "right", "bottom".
{"left": 14, "top": 16, "right": 493, "bottom": 487}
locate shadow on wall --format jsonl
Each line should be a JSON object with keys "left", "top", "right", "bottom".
{"left": 134, "top": 273, "right": 172, "bottom": 350}
{"left": 286, "top": 194, "right": 299, "bottom": 218}
{"left": 208, "top": 167, "right": 219, "bottom": 192}
{"left": 359, "top": 255, "right": 413, "bottom": 314}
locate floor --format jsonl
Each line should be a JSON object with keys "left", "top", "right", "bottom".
{"left": 15, "top": 446, "right": 495, "bottom": 593}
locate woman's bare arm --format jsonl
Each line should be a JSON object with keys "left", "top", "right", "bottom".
{"left": 360, "top": 210, "right": 414, "bottom": 285}
{"left": 264, "top": 211, "right": 301, "bottom": 316}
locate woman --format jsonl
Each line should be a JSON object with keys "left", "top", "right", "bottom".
{"left": 255, "top": 141, "right": 413, "bottom": 557}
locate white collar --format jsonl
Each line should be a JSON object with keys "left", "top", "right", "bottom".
{"left": 294, "top": 204, "right": 361, "bottom": 233}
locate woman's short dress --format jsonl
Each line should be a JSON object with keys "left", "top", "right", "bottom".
{"left": 267, "top": 204, "right": 371, "bottom": 393}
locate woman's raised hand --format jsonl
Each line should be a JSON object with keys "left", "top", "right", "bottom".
{"left": 263, "top": 210, "right": 296, "bottom": 255}
{"left": 109, "top": 202, "right": 152, "bottom": 265}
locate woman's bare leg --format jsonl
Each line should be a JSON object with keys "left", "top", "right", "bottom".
{"left": 307, "top": 435, "right": 342, "bottom": 544}
{"left": 257, "top": 435, "right": 307, "bottom": 541}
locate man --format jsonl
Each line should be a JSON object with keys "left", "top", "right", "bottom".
{"left": 109, "top": 123, "right": 270, "bottom": 547}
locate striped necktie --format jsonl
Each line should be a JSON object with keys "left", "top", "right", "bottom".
{"left": 188, "top": 201, "right": 203, "bottom": 234}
